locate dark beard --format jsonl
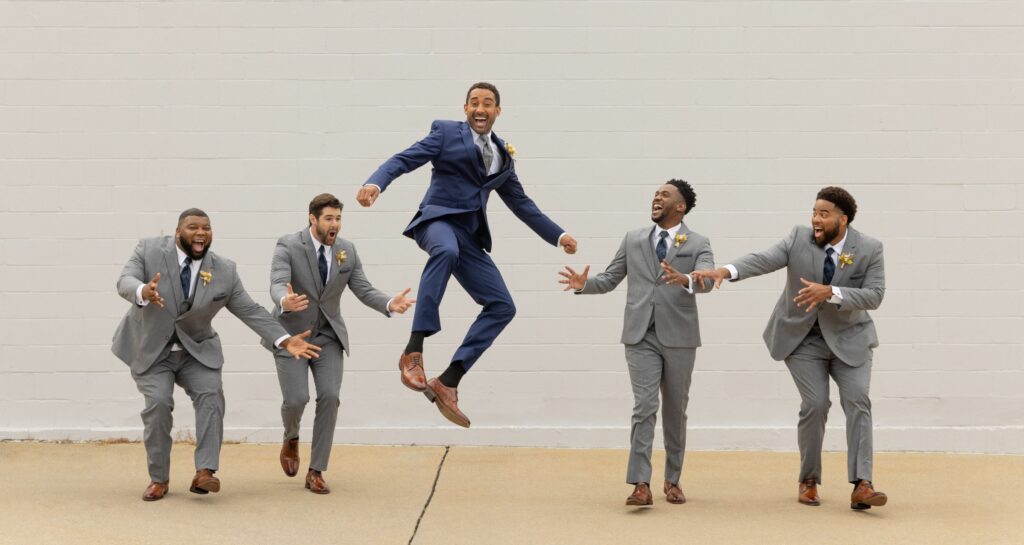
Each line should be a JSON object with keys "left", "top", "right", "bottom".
{"left": 179, "top": 234, "right": 211, "bottom": 260}
{"left": 814, "top": 221, "right": 840, "bottom": 248}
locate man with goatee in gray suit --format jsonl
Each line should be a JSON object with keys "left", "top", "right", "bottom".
{"left": 113, "top": 208, "right": 321, "bottom": 501}
{"left": 559, "top": 179, "right": 714, "bottom": 507}
{"left": 692, "top": 186, "right": 888, "bottom": 510}
{"left": 267, "top": 193, "right": 415, "bottom": 494}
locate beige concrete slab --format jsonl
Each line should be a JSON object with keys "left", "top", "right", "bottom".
{"left": 0, "top": 442, "right": 444, "bottom": 545}
{"left": 414, "top": 448, "right": 1024, "bottom": 545}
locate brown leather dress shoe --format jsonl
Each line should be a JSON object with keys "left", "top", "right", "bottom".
{"left": 305, "top": 469, "right": 330, "bottom": 494}
{"left": 664, "top": 481, "right": 686, "bottom": 504}
{"left": 798, "top": 479, "right": 821, "bottom": 506}
{"left": 399, "top": 352, "right": 428, "bottom": 391}
{"left": 850, "top": 480, "right": 887, "bottom": 510}
{"left": 626, "top": 483, "right": 654, "bottom": 506}
{"left": 189, "top": 469, "right": 220, "bottom": 494}
{"left": 142, "top": 481, "right": 168, "bottom": 502}
{"left": 280, "top": 437, "right": 299, "bottom": 477}
{"left": 424, "top": 378, "right": 470, "bottom": 428}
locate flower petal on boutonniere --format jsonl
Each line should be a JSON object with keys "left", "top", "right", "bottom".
{"left": 838, "top": 253, "right": 854, "bottom": 269}
{"left": 505, "top": 142, "right": 516, "bottom": 158}
{"left": 335, "top": 250, "right": 347, "bottom": 265}
{"left": 199, "top": 270, "right": 213, "bottom": 286}
{"left": 674, "top": 233, "right": 688, "bottom": 248}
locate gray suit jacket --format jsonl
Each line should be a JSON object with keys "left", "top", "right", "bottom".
{"left": 579, "top": 223, "right": 715, "bottom": 348}
{"left": 112, "top": 236, "right": 289, "bottom": 374}
{"left": 732, "top": 225, "right": 885, "bottom": 366}
{"left": 265, "top": 230, "right": 391, "bottom": 355}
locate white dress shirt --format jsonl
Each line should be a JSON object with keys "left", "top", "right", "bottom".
{"left": 724, "top": 231, "right": 846, "bottom": 305}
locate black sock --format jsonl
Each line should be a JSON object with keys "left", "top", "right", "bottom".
{"left": 438, "top": 361, "right": 466, "bottom": 388}
{"left": 404, "top": 331, "right": 426, "bottom": 355}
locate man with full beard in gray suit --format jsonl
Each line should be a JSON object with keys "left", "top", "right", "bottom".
{"left": 113, "top": 208, "right": 320, "bottom": 501}
{"left": 559, "top": 179, "right": 714, "bottom": 507}
{"left": 693, "top": 187, "right": 888, "bottom": 510}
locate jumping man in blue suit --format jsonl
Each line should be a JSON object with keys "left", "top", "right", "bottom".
{"left": 356, "top": 82, "right": 578, "bottom": 427}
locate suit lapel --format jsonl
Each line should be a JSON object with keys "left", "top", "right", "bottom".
{"left": 640, "top": 225, "right": 660, "bottom": 280}
{"left": 326, "top": 243, "right": 342, "bottom": 288}
{"left": 670, "top": 222, "right": 690, "bottom": 260}
{"left": 491, "top": 133, "right": 512, "bottom": 176}
{"left": 829, "top": 228, "right": 859, "bottom": 286}
{"left": 808, "top": 232, "right": 826, "bottom": 284}
{"left": 460, "top": 123, "right": 486, "bottom": 183}
{"left": 189, "top": 254, "right": 214, "bottom": 310}
{"left": 300, "top": 229, "right": 326, "bottom": 293}
{"left": 162, "top": 238, "right": 184, "bottom": 313}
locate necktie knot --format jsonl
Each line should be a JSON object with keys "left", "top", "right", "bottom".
{"left": 826, "top": 247, "right": 835, "bottom": 256}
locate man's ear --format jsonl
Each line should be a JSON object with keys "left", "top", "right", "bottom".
{"left": 309, "top": 213, "right": 317, "bottom": 227}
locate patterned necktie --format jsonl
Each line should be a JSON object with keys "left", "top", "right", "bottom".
{"left": 656, "top": 231, "right": 669, "bottom": 262}
{"left": 823, "top": 248, "right": 836, "bottom": 285}
{"left": 317, "top": 245, "right": 328, "bottom": 286}
{"left": 479, "top": 134, "right": 493, "bottom": 172}
{"left": 180, "top": 257, "right": 192, "bottom": 299}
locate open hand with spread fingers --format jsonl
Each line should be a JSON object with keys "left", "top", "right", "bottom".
{"left": 141, "top": 272, "right": 165, "bottom": 308}
{"left": 282, "top": 330, "right": 322, "bottom": 360}
{"left": 691, "top": 267, "right": 730, "bottom": 290}
{"left": 794, "top": 277, "right": 833, "bottom": 312}
{"left": 558, "top": 265, "right": 590, "bottom": 291}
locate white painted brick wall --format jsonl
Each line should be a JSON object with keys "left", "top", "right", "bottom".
{"left": 1, "top": 1, "right": 1021, "bottom": 454}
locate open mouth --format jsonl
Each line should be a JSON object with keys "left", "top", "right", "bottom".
{"left": 812, "top": 227, "right": 824, "bottom": 238}
{"left": 472, "top": 114, "right": 488, "bottom": 128}
{"left": 652, "top": 203, "right": 664, "bottom": 214}
{"left": 191, "top": 239, "right": 206, "bottom": 253}
{"left": 327, "top": 230, "right": 337, "bottom": 241}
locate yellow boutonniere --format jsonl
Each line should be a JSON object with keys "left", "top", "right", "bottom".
{"left": 199, "top": 270, "right": 213, "bottom": 286}
{"left": 838, "top": 253, "right": 854, "bottom": 269}
{"left": 505, "top": 142, "right": 516, "bottom": 158}
{"left": 674, "top": 233, "right": 687, "bottom": 248}
{"left": 335, "top": 250, "right": 347, "bottom": 265}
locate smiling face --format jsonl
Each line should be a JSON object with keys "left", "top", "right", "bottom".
{"left": 811, "top": 199, "right": 847, "bottom": 247}
{"left": 176, "top": 215, "right": 213, "bottom": 260}
{"left": 464, "top": 87, "right": 501, "bottom": 135}
{"left": 310, "top": 206, "right": 342, "bottom": 246}
{"left": 651, "top": 184, "right": 687, "bottom": 228}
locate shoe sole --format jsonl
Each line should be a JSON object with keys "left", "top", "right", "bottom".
{"left": 851, "top": 495, "right": 887, "bottom": 510}
{"left": 305, "top": 482, "right": 330, "bottom": 494}
{"left": 424, "top": 384, "right": 471, "bottom": 428}
{"left": 625, "top": 499, "right": 653, "bottom": 506}
{"left": 799, "top": 498, "right": 821, "bottom": 506}
{"left": 666, "top": 497, "right": 686, "bottom": 505}
{"left": 189, "top": 481, "right": 220, "bottom": 494}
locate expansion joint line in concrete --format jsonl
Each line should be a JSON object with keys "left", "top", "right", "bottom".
{"left": 408, "top": 445, "right": 450, "bottom": 545}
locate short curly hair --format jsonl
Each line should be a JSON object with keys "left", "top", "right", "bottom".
{"left": 816, "top": 186, "right": 857, "bottom": 223}
{"left": 666, "top": 179, "right": 697, "bottom": 215}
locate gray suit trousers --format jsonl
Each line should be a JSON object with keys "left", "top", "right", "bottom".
{"left": 275, "top": 331, "right": 343, "bottom": 472}
{"left": 131, "top": 349, "right": 224, "bottom": 482}
{"left": 624, "top": 325, "right": 696, "bottom": 486}
{"left": 784, "top": 328, "right": 873, "bottom": 484}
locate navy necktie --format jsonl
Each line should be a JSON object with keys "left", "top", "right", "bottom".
{"left": 180, "top": 257, "right": 192, "bottom": 299}
{"left": 656, "top": 231, "right": 669, "bottom": 262}
{"left": 823, "top": 248, "right": 836, "bottom": 285}
{"left": 317, "top": 246, "right": 328, "bottom": 286}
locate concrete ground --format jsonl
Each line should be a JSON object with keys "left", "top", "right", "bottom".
{"left": 1, "top": 442, "right": 1021, "bottom": 545}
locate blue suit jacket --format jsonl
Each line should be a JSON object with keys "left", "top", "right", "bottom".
{"left": 364, "top": 120, "right": 564, "bottom": 252}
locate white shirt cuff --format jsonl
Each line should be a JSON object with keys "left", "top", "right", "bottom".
{"left": 385, "top": 297, "right": 394, "bottom": 317}
{"left": 828, "top": 286, "right": 843, "bottom": 305}
{"left": 273, "top": 335, "right": 290, "bottom": 349}
{"left": 557, "top": 232, "right": 568, "bottom": 246}
{"left": 725, "top": 264, "right": 739, "bottom": 280}
{"left": 680, "top": 273, "right": 694, "bottom": 294}
{"left": 279, "top": 295, "right": 289, "bottom": 313}
{"left": 135, "top": 284, "right": 150, "bottom": 307}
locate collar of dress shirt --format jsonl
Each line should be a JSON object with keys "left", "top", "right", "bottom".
{"left": 309, "top": 227, "right": 329, "bottom": 253}
{"left": 653, "top": 222, "right": 683, "bottom": 245}
{"left": 474, "top": 130, "right": 493, "bottom": 149}
{"left": 825, "top": 230, "right": 848, "bottom": 257}
{"left": 175, "top": 245, "right": 199, "bottom": 268}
